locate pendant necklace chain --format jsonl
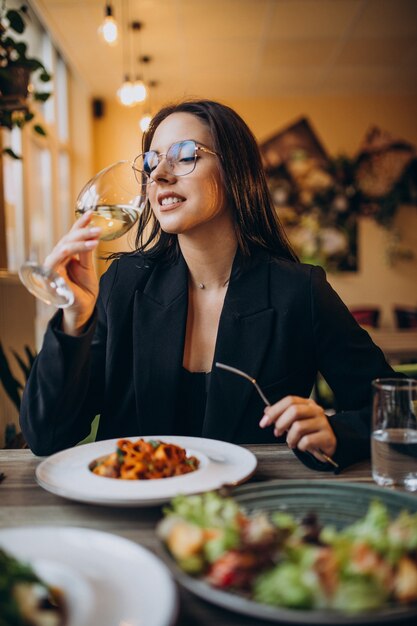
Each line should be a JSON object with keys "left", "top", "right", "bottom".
{"left": 198, "top": 278, "right": 230, "bottom": 290}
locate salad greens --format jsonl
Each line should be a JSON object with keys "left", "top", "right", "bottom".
{"left": 0, "top": 549, "right": 41, "bottom": 626}
{"left": 164, "top": 491, "right": 241, "bottom": 529}
{"left": 161, "top": 492, "right": 242, "bottom": 571}
{"left": 159, "top": 492, "right": 417, "bottom": 614}
{"left": 0, "top": 549, "right": 64, "bottom": 626}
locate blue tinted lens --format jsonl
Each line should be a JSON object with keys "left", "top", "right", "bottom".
{"left": 143, "top": 151, "right": 159, "bottom": 174}
{"left": 167, "top": 141, "right": 196, "bottom": 173}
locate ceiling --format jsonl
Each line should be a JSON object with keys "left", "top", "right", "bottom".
{"left": 31, "top": 0, "right": 417, "bottom": 102}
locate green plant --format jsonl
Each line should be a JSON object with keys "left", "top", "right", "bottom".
{"left": 0, "top": 340, "right": 36, "bottom": 448}
{"left": 0, "top": 1, "right": 52, "bottom": 158}
{"left": 0, "top": 340, "right": 35, "bottom": 409}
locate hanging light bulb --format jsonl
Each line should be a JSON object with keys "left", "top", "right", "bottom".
{"left": 132, "top": 77, "right": 147, "bottom": 103}
{"left": 117, "top": 75, "right": 135, "bottom": 107}
{"left": 139, "top": 79, "right": 157, "bottom": 132}
{"left": 139, "top": 112, "right": 152, "bottom": 132}
{"left": 98, "top": 2, "right": 118, "bottom": 46}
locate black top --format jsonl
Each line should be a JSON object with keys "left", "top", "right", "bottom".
{"left": 20, "top": 249, "right": 398, "bottom": 472}
{"left": 175, "top": 368, "right": 211, "bottom": 436}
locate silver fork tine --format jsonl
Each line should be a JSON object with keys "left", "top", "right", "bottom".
{"left": 215, "top": 361, "right": 339, "bottom": 469}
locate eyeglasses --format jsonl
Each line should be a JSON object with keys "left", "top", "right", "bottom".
{"left": 133, "top": 139, "right": 219, "bottom": 179}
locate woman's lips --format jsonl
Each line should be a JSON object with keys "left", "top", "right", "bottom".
{"left": 158, "top": 193, "right": 186, "bottom": 211}
{"left": 159, "top": 200, "right": 184, "bottom": 211}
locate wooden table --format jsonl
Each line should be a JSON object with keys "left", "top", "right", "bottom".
{"left": 368, "top": 329, "right": 417, "bottom": 363}
{"left": 0, "top": 446, "right": 407, "bottom": 626}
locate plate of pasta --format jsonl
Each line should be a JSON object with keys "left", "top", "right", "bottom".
{"left": 35, "top": 436, "right": 257, "bottom": 506}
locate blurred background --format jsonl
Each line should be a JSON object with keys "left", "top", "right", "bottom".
{"left": 0, "top": 0, "right": 417, "bottom": 444}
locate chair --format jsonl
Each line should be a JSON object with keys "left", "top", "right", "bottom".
{"left": 393, "top": 307, "right": 417, "bottom": 329}
{"left": 349, "top": 307, "right": 380, "bottom": 328}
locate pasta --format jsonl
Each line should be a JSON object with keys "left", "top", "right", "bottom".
{"left": 90, "top": 438, "right": 200, "bottom": 480}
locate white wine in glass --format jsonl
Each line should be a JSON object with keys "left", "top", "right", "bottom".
{"left": 19, "top": 160, "right": 148, "bottom": 308}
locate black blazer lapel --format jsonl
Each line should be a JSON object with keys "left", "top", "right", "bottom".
{"left": 133, "top": 256, "right": 188, "bottom": 434}
{"left": 203, "top": 254, "right": 275, "bottom": 441}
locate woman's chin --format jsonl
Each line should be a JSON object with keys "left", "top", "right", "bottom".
{"left": 159, "top": 223, "right": 183, "bottom": 234}
{"left": 158, "top": 217, "right": 192, "bottom": 235}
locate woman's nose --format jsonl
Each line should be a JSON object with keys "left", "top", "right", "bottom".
{"left": 150, "top": 156, "right": 176, "bottom": 182}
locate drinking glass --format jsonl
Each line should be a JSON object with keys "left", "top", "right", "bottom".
{"left": 19, "top": 160, "right": 148, "bottom": 308}
{"left": 371, "top": 378, "right": 417, "bottom": 491}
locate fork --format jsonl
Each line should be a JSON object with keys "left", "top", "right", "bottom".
{"left": 215, "top": 362, "right": 339, "bottom": 469}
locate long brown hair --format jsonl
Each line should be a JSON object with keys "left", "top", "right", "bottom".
{"left": 131, "top": 99, "right": 298, "bottom": 263}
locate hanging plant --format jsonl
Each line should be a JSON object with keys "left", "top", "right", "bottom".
{"left": 0, "top": 2, "right": 52, "bottom": 158}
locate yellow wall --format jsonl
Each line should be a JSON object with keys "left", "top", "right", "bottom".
{"left": 234, "top": 95, "right": 417, "bottom": 152}
{"left": 92, "top": 101, "right": 144, "bottom": 172}
{"left": 93, "top": 94, "right": 417, "bottom": 328}
{"left": 69, "top": 74, "right": 94, "bottom": 202}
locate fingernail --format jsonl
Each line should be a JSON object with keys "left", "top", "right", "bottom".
{"left": 85, "top": 240, "right": 98, "bottom": 248}
{"left": 89, "top": 227, "right": 102, "bottom": 235}
{"left": 259, "top": 415, "right": 269, "bottom": 428}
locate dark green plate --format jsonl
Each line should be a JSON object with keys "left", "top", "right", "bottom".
{"left": 160, "top": 480, "right": 417, "bottom": 624}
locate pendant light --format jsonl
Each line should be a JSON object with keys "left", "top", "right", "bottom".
{"left": 98, "top": 2, "right": 118, "bottom": 46}
{"left": 139, "top": 112, "right": 152, "bottom": 132}
{"left": 139, "top": 80, "right": 157, "bottom": 133}
{"left": 117, "top": 2, "right": 135, "bottom": 106}
{"left": 117, "top": 75, "right": 135, "bottom": 106}
{"left": 132, "top": 79, "right": 147, "bottom": 103}
{"left": 131, "top": 23, "right": 147, "bottom": 104}
{"left": 117, "top": 21, "right": 150, "bottom": 107}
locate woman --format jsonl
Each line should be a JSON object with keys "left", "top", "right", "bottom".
{"left": 20, "top": 99, "right": 395, "bottom": 470}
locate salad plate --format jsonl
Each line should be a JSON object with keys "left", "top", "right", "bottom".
{"left": 160, "top": 480, "right": 417, "bottom": 624}
{"left": 35, "top": 435, "right": 257, "bottom": 506}
{"left": 0, "top": 526, "right": 177, "bottom": 626}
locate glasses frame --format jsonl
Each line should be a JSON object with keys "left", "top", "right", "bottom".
{"left": 133, "top": 139, "right": 220, "bottom": 179}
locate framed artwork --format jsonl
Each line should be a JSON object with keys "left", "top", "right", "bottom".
{"left": 260, "top": 117, "right": 358, "bottom": 273}
{"left": 260, "top": 117, "right": 329, "bottom": 174}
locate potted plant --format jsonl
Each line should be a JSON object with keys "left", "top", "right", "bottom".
{"left": 0, "top": 2, "right": 52, "bottom": 158}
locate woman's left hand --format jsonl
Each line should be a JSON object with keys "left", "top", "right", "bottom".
{"left": 259, "top": 396, "right": 337, "bottom": 462}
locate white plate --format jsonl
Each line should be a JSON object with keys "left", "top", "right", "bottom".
{"left": 0, "top": 526, "right": 177, "bottom": 626}
{"left": 36, "top": 436, "right": 257, "bottom": 506}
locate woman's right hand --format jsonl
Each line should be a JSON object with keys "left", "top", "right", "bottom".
{"left": 43, "top": 211, "right": 101, "bottom": 335}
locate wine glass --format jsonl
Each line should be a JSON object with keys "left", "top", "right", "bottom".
{"left": 19, "top": 160, "right": 148, "bottom": 308}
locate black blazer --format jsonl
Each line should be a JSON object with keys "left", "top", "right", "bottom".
{"left": 20, "top": 250, "right": 395, "bottom": 469}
